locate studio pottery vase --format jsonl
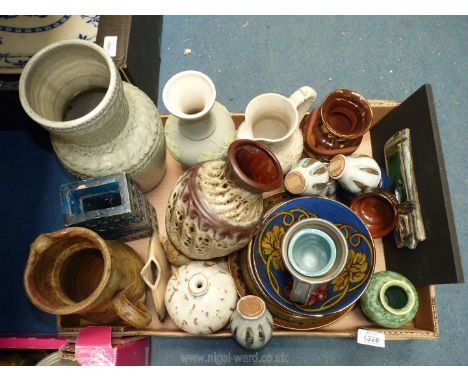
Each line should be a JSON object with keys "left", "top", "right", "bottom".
{"left": 328, "top": 154, "right": 381, "bottom": 194}
{"left": 360, "top": 271, "right": 419, "bottom": 328}
{"left": 166, "top": 139, "right": 283, "bottom": 260}
{"left": 230, "top": 295, "right": 273, "bottom": 350}
{"left": 24, "top": 227, "right": 151, "bottom": 328}
{"left": 165, "top": 261, "right": 238, "bottom": 335}
{"left": 163, "top": 70, "right": 237, "bottom": 168}
{"left": 19, "top": 40, "right": 166, "bottom": 192}
{"left": 284, "top": 157, "right": 336, "bottom": 197}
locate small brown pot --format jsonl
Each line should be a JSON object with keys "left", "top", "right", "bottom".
{"left": 24, "top": 227, "right": 151, "bottom": 328}
{"left": 350, "top": 189, "right": 399, "bottom": 238}
{"left": 302, "top": 89, "right": 373, "bottom": 161}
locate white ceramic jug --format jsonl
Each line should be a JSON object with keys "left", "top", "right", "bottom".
{"left": 236, "top": 87, "right": 317, "bottom": 173}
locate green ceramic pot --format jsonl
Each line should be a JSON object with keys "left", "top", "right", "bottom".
{"left": 360, "top": 271, "right": 419, "bottom": 328}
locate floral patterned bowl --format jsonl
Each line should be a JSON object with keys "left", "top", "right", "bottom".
{"left": 249, "top": 195, "right": 375, "bottom": 317}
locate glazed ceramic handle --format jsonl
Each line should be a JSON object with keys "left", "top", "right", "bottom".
{"left": 112, "top": 289, "right": 152, "bottom": 328}
{"left": 29, "top": 233, "right": 56, "bottom": 255}
{"left": 140, "top": 233, "right": 171, "bottom": 321}
{"left": 289, "top": 86, "right": 317, "bottom": 124}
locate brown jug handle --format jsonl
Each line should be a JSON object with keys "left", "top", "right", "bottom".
{"left": 29, "top": 233, "right": 56, "bottom": 256}
{"left": 112, "top": 289, "right": 152, "bottom": 328}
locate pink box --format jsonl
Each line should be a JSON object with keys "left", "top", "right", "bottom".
{"left": 74, "top": 326, "right": 150, "bottom": 366}
{"left": 0, "top": 336, "right": 67, "bottom": 349}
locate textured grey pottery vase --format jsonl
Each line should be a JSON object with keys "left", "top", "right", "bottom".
{"left": 19, "top": 40, "right": 166, "bottom": 192}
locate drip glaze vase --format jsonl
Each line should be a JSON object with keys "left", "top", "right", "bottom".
{"left": 23, "top": 227, "right": 151, "bottom": 328}
{"left": 230, "top": 295, "right": 273, "bottom": 350}
{"left": 328, "top": 154, "right": 381, "bottom": 195}
{"left": 163, "top": 70, "right": 236, "bottom": 168}
{"left": 165, "top": 261, "right": 238, "bottom": 335}
{"left": 165, "top": 139, "right": 283, "bottom": 260}
{"left": 302, "top": 89, "right": 373, "bottom": 161}
{"left": 19, "top": 40, "right": 166, "bottom": 192}
{"left": 360, "top": 271, "right": 419, "bottom": 328}
{"left": 284, "top": 157, "right": 336, "bottom": 197}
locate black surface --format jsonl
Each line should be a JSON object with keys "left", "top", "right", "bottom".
{"left": 0, "top": 91, "right": 73, "bottom": 335}
{"left": 371, "top": 84, "right": 464, "bottom": 286}
{"left": 126, "top": 16, "right": 163, "bottom": 104}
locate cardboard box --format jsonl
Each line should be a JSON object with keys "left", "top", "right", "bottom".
{"left": 58, "top": 85, "right": 462, "bottom": 341}
{"left": 96, "top": 15, "right": 163, "bottom": 104}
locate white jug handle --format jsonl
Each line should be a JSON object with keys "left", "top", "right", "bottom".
{"left": 289, "top": 86, "right": 317, "bottom": 124}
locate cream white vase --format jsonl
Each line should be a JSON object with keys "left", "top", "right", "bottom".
{"left": 165, "top": 261, "right": 238, "bottom": 335}
{"left": 19, "top": 40, "right": 166, "bottom": 192}
{"left": 163, "top": 70, "right": 236, "bottom": 168}
{"left": 236, "top": 86, "right": 317, "bottom": 173}
{"left": 328, "top": 154, "right": 382, "bottom": 194}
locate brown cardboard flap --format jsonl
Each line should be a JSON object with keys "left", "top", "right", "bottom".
{"left": 96, "top": 16, "right": 132, "bottom": 67}
{"left": 96, "top": 15, "right": 162, "bottom": 103}
{"left": 371, "top": 85, "right": 464, "bottom": 286}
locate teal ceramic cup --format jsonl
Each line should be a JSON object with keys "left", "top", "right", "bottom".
{"left": 287, "top": 228, "right": 336, "bottom": 277}
{"left": 281, "top": 218, "right": 348, "bottom": 305}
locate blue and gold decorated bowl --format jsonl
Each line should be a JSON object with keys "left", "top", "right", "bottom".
{"left": 248, "top": 196, "right": 375, "bottom": 317}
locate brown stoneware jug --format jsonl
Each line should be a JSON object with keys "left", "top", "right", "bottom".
{"left": 166, "top": 139, "right": 283, "bottom": 260}
{"left": 24, "top": 227, "right": 151, "bottom": 328}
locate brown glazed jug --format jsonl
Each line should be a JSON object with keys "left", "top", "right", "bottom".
{"left": 166, "top": 139, "right": 283, "bottom": 260}
{"left": 302, "top": 89, "right": 373, "bottom": 161}
{"left": 24, "top": 227, "right": 151, "bottom": 328}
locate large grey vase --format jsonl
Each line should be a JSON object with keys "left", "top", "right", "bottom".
{"left": 19, "top": 39, "right": 166, "bottom": 192}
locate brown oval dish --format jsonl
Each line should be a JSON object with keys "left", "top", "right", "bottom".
{"left": 350, "top": 189, "right": 398, "bottom": 238}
